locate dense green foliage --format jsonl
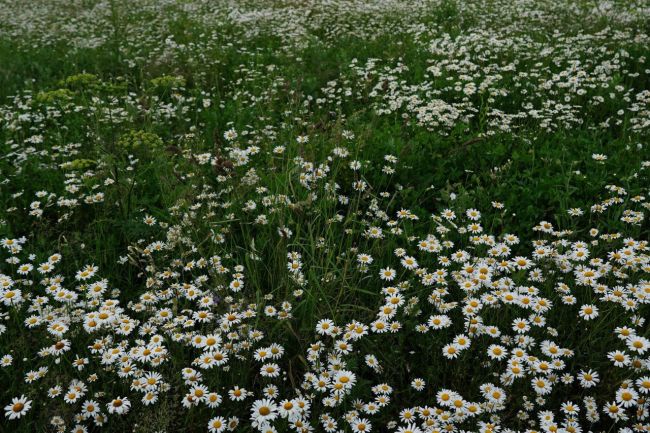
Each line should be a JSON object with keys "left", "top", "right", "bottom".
{"left": 0, "top": 1, "right": 649, "bottom": 432}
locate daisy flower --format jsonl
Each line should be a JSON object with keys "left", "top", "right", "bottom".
{"left": 4, "top": 395, "right": 31, "bottom": 420}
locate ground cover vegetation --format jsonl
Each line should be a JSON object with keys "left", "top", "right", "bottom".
{"left": 0, "top": 1, "right": 649, "bottom": 432}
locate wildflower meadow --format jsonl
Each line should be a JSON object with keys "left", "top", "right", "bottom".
{"left": 0, "top": 0, "right": 649, "bottom": 432}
